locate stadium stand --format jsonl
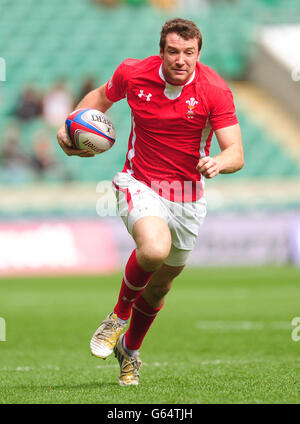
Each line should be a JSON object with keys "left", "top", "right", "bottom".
{"left": 1, "top": 0, "right": 300, "bottom": 274}
{"left": 1, "top": 0, "right": 300, "bottom": 186}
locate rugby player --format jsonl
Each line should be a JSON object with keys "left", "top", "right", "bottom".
{"left": 57, "top": 18, "right": 244, "bottom": 386}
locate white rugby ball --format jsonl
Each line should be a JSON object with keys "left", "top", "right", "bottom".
{"left": 65, "top": 108, "right": 116, "bottom": 154}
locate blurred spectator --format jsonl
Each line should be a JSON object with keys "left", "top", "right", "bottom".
{"left": 43, "top": 79, "right": 74, "bottom": 128}
{"left": 31, "top": 131, "right": 57, "bottom": 175}
{"left": 15, "top": 84, "right": 42, "bottom": 122}
{"left": 75, "top": 76, "right": 96, "bottom": 107}
{"left": 0, "top": 125, "right": 72, "bottom": 183}
{"left": 0, "top": 126, "right": 33, "bottom": 183}
{"left": 30, "top": 130, "right": 72, "bottom": 181}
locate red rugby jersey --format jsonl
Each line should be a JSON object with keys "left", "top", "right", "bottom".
{"left": 106, "top": 56, "right": 238, "bottom": 202}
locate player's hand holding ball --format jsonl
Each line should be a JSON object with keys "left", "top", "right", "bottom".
{"left": 57, "top": 124, "right": 95, "bottom": 157}
{"left": 57, "top": 108, "right": 116, "bottom": 158}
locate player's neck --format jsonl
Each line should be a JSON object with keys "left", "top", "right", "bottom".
{"left": 164, "top": 76, "right": 186, "bottom": 86}
{"left": 159, "top": 64, "right": 195, "bottom": 87}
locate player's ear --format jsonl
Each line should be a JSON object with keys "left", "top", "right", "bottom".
{"left": 159, "top": 47, "right": 164, "bottom": 60}
{"left": 197, "top": 50, "right": 201, "bottom": 61}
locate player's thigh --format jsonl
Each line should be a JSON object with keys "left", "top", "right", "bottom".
{"left": 113, "top": 172, "right": 169, "bottom": 236}
{"left": 133, "top": 216, "right": 172, "bottom": 261}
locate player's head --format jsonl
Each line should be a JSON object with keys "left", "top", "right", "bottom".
{"left": 159, "top": 18, "right": 202, "bottom": 85}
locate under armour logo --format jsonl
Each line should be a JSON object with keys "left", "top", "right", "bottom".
{"left": 138, "top": 90, "right": 152, "bottom": 101}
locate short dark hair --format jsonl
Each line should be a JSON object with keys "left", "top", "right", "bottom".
{"left": 160, "top": 18, "right": 202, "bottom": 52}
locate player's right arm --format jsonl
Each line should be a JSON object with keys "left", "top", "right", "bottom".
{"left": 57, "top": 83, "right": 114, "bottom": 157}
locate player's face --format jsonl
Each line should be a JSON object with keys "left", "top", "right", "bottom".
{"left": 160, "top": 33, "right": 200, "bottom": 85}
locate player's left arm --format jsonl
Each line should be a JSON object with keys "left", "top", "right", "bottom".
{"left": 196, "top": 123, "right": 244, "bottom": 179}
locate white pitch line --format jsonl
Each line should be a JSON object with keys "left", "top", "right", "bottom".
{"left": 198, "top": 359, "right": 263, "bottom": 366}
{"left": 195, "top": 321, "right": 291, "bottom": 331}
{"left": 0, "top": 365, "right": 60, "bottom": 372}
{"left": 16, "top": 366, "right": 32, "bottom": 372}
{"left": 1, "top": 358, "right": 299, "bottom": 373}
{"left": 95, "top": 364, "right": 119, "bottom": 369}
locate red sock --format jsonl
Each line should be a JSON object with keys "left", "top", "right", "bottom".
{"left": 113, "top": 249, "right": 153, "bottom": 320}
{"left": 124, "top": 295, "right": 164, "bottom": 351}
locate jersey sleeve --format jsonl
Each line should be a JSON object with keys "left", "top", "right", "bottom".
{"left": 208, "top": 86, "right": 239, "bottom": 131}
{"left": 105, "top": 61, "right": 128, "bottom": 102}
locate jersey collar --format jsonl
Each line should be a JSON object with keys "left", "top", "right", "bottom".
{"left": 159, "top": 64, "right": 195, "bottom": 100}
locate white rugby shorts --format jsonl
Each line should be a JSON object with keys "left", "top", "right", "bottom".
{"left": 112, "top": 172, "right": 207, "bottom": 266}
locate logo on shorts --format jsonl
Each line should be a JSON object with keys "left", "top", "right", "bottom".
{"left": 186, "top": 97, "right": 198, "bottom": 119}
{"left": 138, "top": 90, "right": 152, "bottom": 102}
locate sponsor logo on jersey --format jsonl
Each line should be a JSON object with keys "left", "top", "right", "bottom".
{"left": 138, "top": 89, "right": 152, "bottom": 102}
{"left": 186, "top": 97, "right": 198, "bottom": 119}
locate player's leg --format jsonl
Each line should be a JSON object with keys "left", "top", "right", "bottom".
{"left": 113, "top": 216, "right": 172, "bottom": 320}
{"left": 114, "top": 244, "right": 188, "bottom": 386}
{"left": 112, "top": 173, "right": 172, "bottom": 321}
{"left": 90, "top": 215, "right": 171, "bottom": 360}
{"left": 142, "top": 262, "right": 185, "bottom": 307}
{"left": 134, "top": 216, "right": 172, "bottom": 271}
{"left": 113, "top": 190, "right": 207, "bottom": 385}
{"left": 122, "top": 245, "right": 187, "bottom": 352}
{"left": 123, "top": 262, "right": 184, "bottom": 348}
{"left": 114, "top": 263, "right": 185, "bottom": 386}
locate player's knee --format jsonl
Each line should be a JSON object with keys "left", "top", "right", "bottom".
{"left": 139, "top": 243, "right": 171, "bottom": 269}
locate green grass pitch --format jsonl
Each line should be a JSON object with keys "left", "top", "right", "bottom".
{"left": 0, "top": 266, "right": 299, "bottom": 404}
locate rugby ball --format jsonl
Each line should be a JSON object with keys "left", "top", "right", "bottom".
{"left": 65, "top": 108, "right": 116, "bottom": 154}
